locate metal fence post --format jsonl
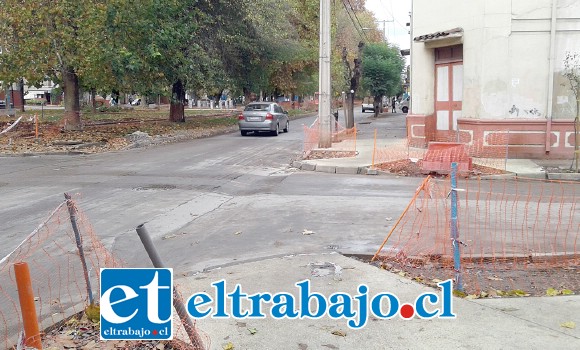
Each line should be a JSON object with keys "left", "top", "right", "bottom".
{"left": 64, "top": 193, "right": 94, "bottom": 305}
{"left": 450, "top": 163, "right": 463, "bottom": 291}
{"left": 136, "top": 224, "right": 205, "bottom": 349}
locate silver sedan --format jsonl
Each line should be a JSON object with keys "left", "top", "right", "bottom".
{"left": 238, "top": 102, "right": 289, "bottom": 136}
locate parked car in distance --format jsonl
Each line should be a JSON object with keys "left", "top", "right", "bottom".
{"left": 361, "top": 97, "right": 375, "bottom": 113}
{"left": 238, "top": 102, "right": 289, "bottom": 136}
{"left": 0, "top": 100, "right": 15, "bottom": 109}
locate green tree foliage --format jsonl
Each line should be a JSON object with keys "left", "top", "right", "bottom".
{"left": 0, "top": 0, "right": 349, "bottom": 126}
{"left": 104, "top": 0, "right": 211, "bottom": 121}
{"left": 361, "top": 43, "right": 405, "bottom": 116}
{"left": 333, "top": 0, "right": 382, "bottom": 127}
{"left": 0, "top": 0, "right": 110, "bottom": 129}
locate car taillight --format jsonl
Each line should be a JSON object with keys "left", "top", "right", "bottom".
{"left": 265, "top": 113, "right": 274, "bottom": 120}
{"left": 238, "top": 114, "right": 244, "bottom": 120}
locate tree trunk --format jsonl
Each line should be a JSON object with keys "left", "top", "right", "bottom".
{"left": 345, "top": 92, "right": 355, "bottom": 129}
{"left": 344, "top": 42, "right": 364, "bottom": 129}
{"left": 62, "top": 67, "right": 81, "bottom": 131}
{"left": 91, "top": 89, "right": 96, "bottom": 113}
{"left": 373, "top": 96, "right": 381, "bottom": 118}
{"left": 243, "top": 87, "right": 252, "bottom": 105}
{"left": 169, "top": 79, "right": 185, "bottom": 122}
{"left": 18, "top": 79, "right": 25, "bottom": 112}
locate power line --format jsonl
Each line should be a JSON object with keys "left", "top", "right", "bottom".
{"left": 379, "top": 0, "right": 409, "bottom": 30}
{"left": 342, "top": 0, "right": 369, "bottom": 41}
{"left": 341, "top": 1, "right": 366, "bottom": 41}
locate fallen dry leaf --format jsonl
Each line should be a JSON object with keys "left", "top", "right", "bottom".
{"left": 81, "top": 340, "right": 97, "bottom": 349}
{"left": 486, "top": 276, "right": 503, "bottom": 281}
{"left": 560, "top": 321, "right": 576, "bottom": 329}
{"left": 331, "top": 330, "right": 347, "bottom": 337}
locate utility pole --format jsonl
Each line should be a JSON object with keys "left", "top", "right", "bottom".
{"left": 408, "top": 4, "right": 413, "bottom": 115}
{"left": 376, "top": 19, "right": 393, "bottom": 42}
{"left": 318, "top": 0, "right": 332, "bottom": 148}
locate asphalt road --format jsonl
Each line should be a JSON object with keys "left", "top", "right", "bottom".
{"left": 0, "top": 111, "right": 422, "bottom": 275}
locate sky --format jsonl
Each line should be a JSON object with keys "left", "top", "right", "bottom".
{"left": 365, "top": 0, "right": 412, "bottom": 50}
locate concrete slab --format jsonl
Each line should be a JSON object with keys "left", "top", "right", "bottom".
{"left": 473, "top": 295, "right": 580, "bottom": 339}
{"left": 335, "top": 166, "right": 359, "bottom": 174}
{"left": 315, "top": 165, "right": 336, "bottom": 173}
{"left": 176, "top": 253, "right": 580, "bottom": 350}
{"left": 291, "top": 161, "right": 303, "bottom": 169}
{"left": 547, "top": 172, "right": 580, "bottom": 181}
{"left": 506, "top": 159, "right": 545, "bottom": 177}
{"left": 300, "top": 162, "right": 316, "bottom": 171}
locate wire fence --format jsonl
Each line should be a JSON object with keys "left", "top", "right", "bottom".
{"left": 372, "top": 129, "right": 511, "bottom": 174}
{"left": 373, "top": 176, "right": 580, "bottom": 296}
{"left": 0, "top": 195, "right": 209, "bottom": 349}
{"left": 303, "top": 118, "right": 357, "bottom": 158}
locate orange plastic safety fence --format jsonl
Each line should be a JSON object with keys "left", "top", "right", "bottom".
{"left": 303, "top": 118, "right": 357, "bottom": 157}
{"left": 372, "top": 130, "right": 511, "bottom": 173}
{"left": 375, "top": 177, "right": 580, "bottom": 295}
{"left": 0, "top": 197, "right": 209, "bottom": 350}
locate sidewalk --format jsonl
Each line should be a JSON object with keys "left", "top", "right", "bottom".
{"left": 178, "top": 253, "right": 579, "bottom": 349}
{"left": 293, "top": 111, "right": 580, "bottom": 180}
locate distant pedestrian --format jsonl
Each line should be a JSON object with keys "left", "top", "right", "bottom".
{"left": 391, "top": 97, "right": 396, "bottom": 113}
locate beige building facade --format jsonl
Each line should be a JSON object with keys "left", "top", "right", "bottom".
{"left": 408, "top": 0, "right": 579, "bottom": 158}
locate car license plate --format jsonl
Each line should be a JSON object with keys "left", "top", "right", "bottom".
{"left": 248, "top": 117, "right": 261, "bottom": 121}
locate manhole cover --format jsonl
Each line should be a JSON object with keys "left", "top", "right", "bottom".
{"left": 133, "top": 184, "right": 177, "bottom": 191}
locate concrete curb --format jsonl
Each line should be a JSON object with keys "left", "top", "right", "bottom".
{"left": 513, "top": 172, "right": 547, "bottom": 179}
{"left": 471, "top": 173, "right": 517, "bottom": 180}
{"left": 0, "top": 151, "right": 89, "bottom": 157}
{"left": 293, "top": 161, "right": 376, "bottom": 176}
{"left": 546, "top": 172, "right": 580, "bottom": 181}
{"left": 335, "top": 166, "right": 360, "bottom": 174}
{"left": 314, "top": 165, "right": 336, "bottom": 173}
{"left": 295, "top": 159, "right": 560, "bottom": 181}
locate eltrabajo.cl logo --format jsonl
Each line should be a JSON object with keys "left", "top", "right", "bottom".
{"left": 100, "top": 268, "right": 173, "bottom": 340}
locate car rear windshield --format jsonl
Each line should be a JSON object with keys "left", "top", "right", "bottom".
{"left": 244, "top": 104, "right": 270, "bottom": 111}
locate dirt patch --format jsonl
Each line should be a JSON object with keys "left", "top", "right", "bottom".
{"left": 0, "top": 112, "right": 238, "bottom": 155}
{"left": 36, "top": 312, "right": 192, "bottom": 350}
{"left": 304, "top": 150, "right": 357, "bottom": 160}
{"left": 374, "top": 159, "right": 511, "bottom": 177}
{"left": 375, "top": 159, "right": 423, "bottom": 176}
{"left": 367, "top": 257, "right": 579, "bottom": 298}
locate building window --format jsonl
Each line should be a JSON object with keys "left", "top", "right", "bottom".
{"left": 435, "top": 45, "right": 463, "bottom": 63}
